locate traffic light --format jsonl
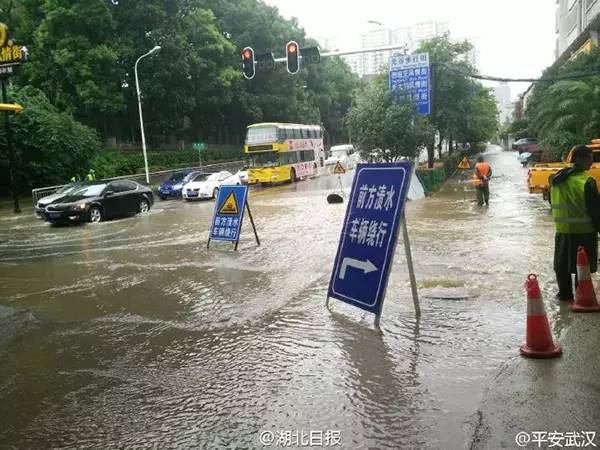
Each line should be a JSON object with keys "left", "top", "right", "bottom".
{"left": 286, "top": 41, "right": 300, "bottom": 74}
{"left": 241, "top": 47, "right": 255, "bottom": 80}
{"left": 300, "top": 46, "right": 320, "bottom": 65}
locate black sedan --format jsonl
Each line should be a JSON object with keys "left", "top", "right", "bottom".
{"left": 43, "top": 180, "right": 154, "bottom": 224}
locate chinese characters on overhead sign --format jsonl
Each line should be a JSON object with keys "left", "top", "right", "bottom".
{"left": 389, "top": 52, "right": 430, "bottom": 115}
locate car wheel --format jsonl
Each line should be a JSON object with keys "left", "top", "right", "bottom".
{"left": 139, "top": 198, "right": 150, "bottom": 214}
{"left": 213, "top": 187, "right": 219, "bottom": 199}
{"left": 88, "top": 206, "right": 102, "bottom": 223}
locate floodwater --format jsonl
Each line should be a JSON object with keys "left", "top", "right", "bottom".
{"left": 0, "top": 146, "right": 565, "bottom": 449}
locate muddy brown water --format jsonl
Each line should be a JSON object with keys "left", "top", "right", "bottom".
{"left": 0, "top": 147, "right": 565, "bottom": 449}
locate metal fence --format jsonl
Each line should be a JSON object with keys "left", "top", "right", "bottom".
{"left": 31, "top": 160, "right": 245, "bottom": 207}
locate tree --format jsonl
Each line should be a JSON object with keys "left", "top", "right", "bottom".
{"left": 417, "top": 35, "right": 497, "bottom": 166}
{"left": 525, "top": 48, "right": 600, "bottom": 160}
{"left": 346, "top": 74, "right": 434, "bottom": 162}
{"left": 455, "top": 86, "right": 498, "bottom": 146}
{"left": 0, "top": 86, "right": 101, "bottom": 192}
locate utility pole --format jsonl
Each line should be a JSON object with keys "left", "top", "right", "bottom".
{"left": 2, "top": 79, "right": 20, "bottom": 213}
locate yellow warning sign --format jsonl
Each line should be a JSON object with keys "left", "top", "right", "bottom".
{"left": 218, "top": 191, "right": 239, "bottom": 215}
{"left": 458, "top": 157, "right": 471, "bottom": 169}
{"left": 333, "top": 161, "right": 346, "bottom": 174}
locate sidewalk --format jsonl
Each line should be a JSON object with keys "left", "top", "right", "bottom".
{"left": 471, "top": 304, "right": 600, "bottom": 449}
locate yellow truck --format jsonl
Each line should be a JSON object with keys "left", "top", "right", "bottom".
{"left": 527, "top": 140, "right": 600, "bottom": 200}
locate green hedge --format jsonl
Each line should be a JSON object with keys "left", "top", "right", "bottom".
{"left": 416, "top": 150, "right": 473, "bottom": 194}
{"left": 92, "top": 147, "right": 244, "bottom": 179}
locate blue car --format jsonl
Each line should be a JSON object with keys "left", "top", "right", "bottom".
{"left": 158, "top": 170, "right": 201, "bottom": 199}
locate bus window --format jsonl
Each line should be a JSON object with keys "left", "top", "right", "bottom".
{"left": 309, "top": 128, "right": 317, "bottom": 139}
{"left": 277, "top": 127, "right": 287, "bottom": 142}
{"left": 284, "top": 127, "right": 293, "bottom": 140}
{"left": 280, "top": 152, "right": 299, "bottom": 164}
{"left": 293, "top": 128, "right": 302, "bottom": 139}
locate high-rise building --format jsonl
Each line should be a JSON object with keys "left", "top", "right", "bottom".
{"left": 555, "top": 0, "right": 600, "bottom": 64}
{"left": 336, "top": 21, "right": 451, "bottom": 78}
{"left": 493, "top": 82, "right": 514, "bottom": 124}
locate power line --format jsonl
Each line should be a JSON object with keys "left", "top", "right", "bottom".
{"left": 441, "top": 64, "right": 600, "bottom": 83}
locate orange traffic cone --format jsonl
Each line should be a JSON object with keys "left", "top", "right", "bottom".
{"left": 520, "top": 274, "right": 562, "bottom": 358}
{"left": 570, "top": 246, "right": 600, "bottom": 313}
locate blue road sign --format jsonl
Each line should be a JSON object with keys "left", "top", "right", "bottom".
{"left": 209, "top": 185, "right": 248, "bottom": 242}
{"left": 328, "top": 162, "right": 413, "bottom": 315}
{"left": 389, "top": 52, "right": 430, "bottom": 115}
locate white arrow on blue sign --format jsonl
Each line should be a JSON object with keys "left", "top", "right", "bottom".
{"left": 328, "top": 162, "right": 413, "bottom": 316}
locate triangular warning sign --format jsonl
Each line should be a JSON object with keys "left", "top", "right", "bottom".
{"left": 333, "top": 161, "right": 346, "bottom": 174}
{"left": 458, "top": 157, "right": 471, "bottom": 169}
{"left": 218, "top": 191, "right": 239, "bottom": 215}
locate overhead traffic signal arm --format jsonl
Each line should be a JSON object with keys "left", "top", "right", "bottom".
{"left": 0, "top": 103, "right": 23, "bottom": 113}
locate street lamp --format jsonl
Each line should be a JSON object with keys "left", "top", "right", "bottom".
{"left": 134, "top": 45, "right": 161, "bottom": 184}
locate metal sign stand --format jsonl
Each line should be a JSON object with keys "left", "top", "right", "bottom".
{"left": 337, "top": 174, "right": 345, "bottom": 198}
{"left": 372, "top": 212, "right": 420, "bottom": 329}
{"left": 234, "top": 202, "right": 260, "bottom": 251}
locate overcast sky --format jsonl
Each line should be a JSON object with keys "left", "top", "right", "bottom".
{"left": 264, "top": 0, "right": 557, "bottom": 100}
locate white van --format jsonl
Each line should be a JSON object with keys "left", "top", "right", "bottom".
{"left": 325, "top": 144, "right": 358, "bottom": 169}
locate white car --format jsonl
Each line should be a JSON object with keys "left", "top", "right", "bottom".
{"left": 182, "top": 171, "right": 241, "bottom": 201}
{"left": 236, "top": 168, "right": 249, "bottom": 184}
{"left": 325, "top": 144, "right": 359, "bottom": 169}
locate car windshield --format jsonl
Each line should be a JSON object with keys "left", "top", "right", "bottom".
{"left": 332, "top": 149, "right": 348, "bottom": 156}
{"left": 168, "top": 172, "right": 186, "bottom": 182}
{"left": 72, "top": 184, "right": 107, "bottom": 197}
{"left": 56, "top": 184, "right": 79, "bottom": 194}
{"left": 248, "top": 151, "right": 279, "bottom": 167}
{"left": 192, "top": 174, "right": 211, "bottom": 182}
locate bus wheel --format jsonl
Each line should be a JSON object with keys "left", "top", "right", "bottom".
{"left": 290, "top": 168, "right": 296, "bottom": 183}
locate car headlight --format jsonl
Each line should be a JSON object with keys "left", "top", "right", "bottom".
{"left": 69, "top": 203, "right": 87, "bottom": 211}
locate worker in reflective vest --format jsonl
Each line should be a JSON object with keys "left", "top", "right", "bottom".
{"left": 550, "top": 144, "right": 600, "bottom": 301}
{"left": 472, "top": 156, "right": 492, "bottom": 206}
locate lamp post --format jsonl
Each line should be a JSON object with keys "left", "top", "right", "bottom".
{"left": 134, "top": 45, "right": 161, "bottom": 184}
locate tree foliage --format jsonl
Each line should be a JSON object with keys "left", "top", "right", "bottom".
{"left": 416, "top": 35, "right": 498, "bottom": 166}
{"left": 346, "top": 73, "right": 434, "bottom": 162}
{"left": 0, "top": 86, "right": 101, "bottom": 189}
{"left": 526, "top": 48, "right": 600, "bottom": 160}
{"left": 1, "top": 0, "right": 361, "bottom": 192}
{"left": 8, "top": 0, "right": 360, "bottom": 148}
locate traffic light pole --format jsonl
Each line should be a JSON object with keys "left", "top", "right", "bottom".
{"left": 2, "top": 79, "right": 20, "bottom": 213}
{"left": 271, "top": 43, "right": 409, "bottom": 63}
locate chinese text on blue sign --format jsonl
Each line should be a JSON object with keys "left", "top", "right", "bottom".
{"left": 389, "top": 52, "right": 430, "bottom": 115}
{"left": 209, "top": 185, "right": 248, "bottom": 242}
{"left": 328, "top": 162, "right": 412, "bottom": 315}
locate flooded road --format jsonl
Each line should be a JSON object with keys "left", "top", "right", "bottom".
{"left": 0, "top": 146, "right": 585, "bottom": 449}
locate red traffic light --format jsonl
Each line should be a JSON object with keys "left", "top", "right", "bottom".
{"left": 286, "top": 40, "right": 300, "bottom": 74}
{"left": 241, "top": 46, "right": 255, "bottom": 80}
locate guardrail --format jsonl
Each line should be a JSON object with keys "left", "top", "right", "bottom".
{"left": 31, "top": 160, "right": 245, "bottom": 207}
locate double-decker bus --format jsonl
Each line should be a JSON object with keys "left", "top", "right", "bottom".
{"left": 244, "top": 122, "right": 325, "bottom": 184}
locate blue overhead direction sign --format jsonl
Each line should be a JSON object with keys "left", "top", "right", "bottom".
{"left": 328, "top": 162, "right": 413, "bottom": 316}
{"left": 209, "top": 185, "right": 248, "bottom": 243}
{"left": 389, "top": 52, "right": 430, "bottom": 115}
